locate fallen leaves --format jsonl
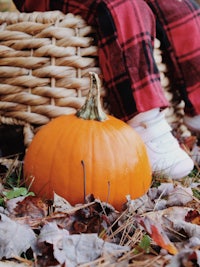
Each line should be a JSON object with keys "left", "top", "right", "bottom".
{"left": 0, "top": 193, "right": 129, "bottom": 266}
{"left": 38, "top": 224, "right": 129, "bottom": 267}
{"left": 0, "top": 164, "right": 199, "bottom": 266}
{"left": 166, "top": 249, "right": 200, "bottom": 267}
{"left": 136, "top": 216, "right": 178, "bottom": 255}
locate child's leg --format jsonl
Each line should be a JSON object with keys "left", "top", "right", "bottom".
{"left": 146, "top": 0, "right": 200, "bottom": 118}
{"left": 95, "top": 0, "right": 169, "bottom": 121}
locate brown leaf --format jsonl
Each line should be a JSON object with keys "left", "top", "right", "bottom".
{"left": 181, "top": 136, "right": 197, "bottom": 151}
{"left": 14, "top": 196, "right": 48, "bottom": 218}
{"left": 185, "top": 210, "right": 200, "bottom": 225}
{"left": 73, "top": 220, "right": 88, "bottom": 233}
{"left": 46, "top": 211, "right": 74, "bottom": 232}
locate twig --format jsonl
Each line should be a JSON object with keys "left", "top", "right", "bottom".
{"left": 81, "top": 160, "right": 87, "bottom": 203}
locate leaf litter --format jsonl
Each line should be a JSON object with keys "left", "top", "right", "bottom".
{"left": 0, "top": 159, "right": 199, "bottom": 266}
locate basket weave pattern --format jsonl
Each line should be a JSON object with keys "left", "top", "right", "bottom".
{"left": 0, "top": 11, "right": 105, "bottom": 147}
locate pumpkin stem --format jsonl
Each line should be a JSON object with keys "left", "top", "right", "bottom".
{"left": 76, "top": 72, "right": 107, "bottom": 121}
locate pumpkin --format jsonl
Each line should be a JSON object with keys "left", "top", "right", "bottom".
{"left": 24, "top": 72, "right": 152, "bottom": 210}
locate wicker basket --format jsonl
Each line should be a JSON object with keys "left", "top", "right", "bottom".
{"left": 0, "top": 11, "right": 106, "bottom": 150}
{"left": 0, "top": 11, "right": 190, "bottom": 166}
{"left": 0, "top": 11, "right": 106, "bottom": 134}
{"left": 0, "top": 11, "right": 109, "bottom": 157}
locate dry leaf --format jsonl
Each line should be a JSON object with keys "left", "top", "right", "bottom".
{"left": 126, "top": 183, "right": 193, "bottom": 215}
{"left": 5, "top": 196, "right": 26, "bottom": 214}
{"left": 185, "top": 210, "right": 200, "bottom": 225}
{"left": 136, "top": 215, "right": 178, "bottom": 255}
{"left": 0, "top": 261, "right": 31, "bottom": 267}
{"left": 126, "top": 194, "right": 154, "bottom": 214}
{"left": 53, "top": 192, "right": 72, "bottom": 212}
{"left": 146, "top": 206, "right": 200, "bottom": 249}
{"left": 173, "top": 219, "right": 200, "bottom": 238}
{"left": 6, "top": 196, "right": 48, "bottom": 220}
{"left": 166, "top": 249, "right": 200, "bottom": 267}
{"left": 0, "top": 213, "right": 36, "bottom": 259}
{"left": 167, "top": 185, "right": 193, "bottom": 206}
{"left": 37, "top": 222, "right": 129, "bottom": 267}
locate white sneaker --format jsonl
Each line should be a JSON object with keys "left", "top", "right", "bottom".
{"left": 128, "top": 109, "right": 194, "bottom": 179}
{"left": 184, "top": 115, "right": 200, "bottom": 134}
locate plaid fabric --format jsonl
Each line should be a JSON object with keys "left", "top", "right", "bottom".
{"left": 146, "top": 0, "right": 200, "bottom": 116}
{"left": 12, "top": 0, "right": 200, "bottom": 120}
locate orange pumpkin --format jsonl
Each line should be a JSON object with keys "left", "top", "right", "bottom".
{"left": 24, "top": 72, "right": 152, "bottom": 210}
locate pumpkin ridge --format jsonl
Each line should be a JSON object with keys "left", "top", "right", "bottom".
{"left": 48, "top": 115, "right": 85, "bottom": 199}
{"left": 50, "top": 115, "right": 103, "bottom": 202}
